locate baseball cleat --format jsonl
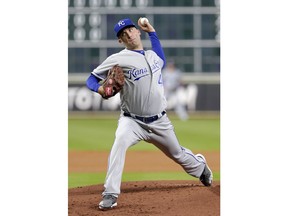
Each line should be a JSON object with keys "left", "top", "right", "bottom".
{"left": 99, "top": 194, "right": 118, "bottom": 210}
{"left": 196, "top": 154, "right": 213, "bottom": 187}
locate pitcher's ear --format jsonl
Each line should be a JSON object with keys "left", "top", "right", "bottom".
{"left": 118, "top": 38, "right": 122, "bottom": 43}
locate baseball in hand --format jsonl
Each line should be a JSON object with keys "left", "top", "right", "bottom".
{"left": 140, "top": 17, "right": 149, "bottom": 25}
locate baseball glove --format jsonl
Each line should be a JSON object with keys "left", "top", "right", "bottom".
{"left": 100, "top": 65, "right": 125, "bottom": 99}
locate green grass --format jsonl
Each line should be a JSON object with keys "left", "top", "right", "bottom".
{"left": 68, "top": 171, "right": 220, "bottom": 188}
{"left": 68, "top": 117, "right": 220, "bottom": 151}
{"left": 68, "top": 114, "right": 220, "bottom": 188}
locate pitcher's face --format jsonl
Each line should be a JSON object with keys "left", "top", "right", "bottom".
{"left": 118, "top": 27, "right": 142, "bottom": 50}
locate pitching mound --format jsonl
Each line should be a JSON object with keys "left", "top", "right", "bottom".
{"left": 68, "top": 180, "right": 220, "bottom": 216}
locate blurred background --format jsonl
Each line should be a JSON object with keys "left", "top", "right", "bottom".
{"left": 68, "top": 0, "right": 220, "bottom": 114}
{"left": 68, "top": 0, "right": 220, "bottom": 188}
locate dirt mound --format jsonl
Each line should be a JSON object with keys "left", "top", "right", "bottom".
{"left": 68, "top": 180, "right": 220, "bottom": 216}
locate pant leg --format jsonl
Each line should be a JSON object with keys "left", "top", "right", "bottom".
{"left": 147, "top": 115, "right": 205, "bottom": 178}
{"left": 102, "top": 116, "right": 145, "bottom": 196}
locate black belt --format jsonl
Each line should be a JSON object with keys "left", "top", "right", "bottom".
{"left": 123, "top": 111, "right": 166, "bottom": 124}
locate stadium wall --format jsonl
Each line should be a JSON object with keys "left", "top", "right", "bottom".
{"left": 68, "top": 82, "right": 220, "bottom": 112}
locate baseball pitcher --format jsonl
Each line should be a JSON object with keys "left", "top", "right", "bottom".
{"left": 86, "top": 17, "right": 213, "bottom": 211}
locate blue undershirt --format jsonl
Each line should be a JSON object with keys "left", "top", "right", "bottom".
{"left": 86, "top": 31, "right": 166, "bottom": 92}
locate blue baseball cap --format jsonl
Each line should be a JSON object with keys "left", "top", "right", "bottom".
{"left": 114, "top": 18, "right": 136, "bottom": 37}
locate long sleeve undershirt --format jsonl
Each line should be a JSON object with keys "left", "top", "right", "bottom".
{"left": 148, "top": 32, "right": 166, "bottom": 67}
{"left": 86, "top": 74, "right": 101, "bottom": 92}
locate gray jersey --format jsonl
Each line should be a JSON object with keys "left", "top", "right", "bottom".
{"left": 92, "top": 49, "right": 167, "bottom": 116}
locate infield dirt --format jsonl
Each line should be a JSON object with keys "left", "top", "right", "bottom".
{"left": 68, "top": 151, "right": 220, "bottom": 215}
{"left": 69, "top": 180, "right": 220, "bottom": 216}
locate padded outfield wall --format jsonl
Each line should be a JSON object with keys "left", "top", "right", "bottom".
{"left": 68, "top": 74, "right": 220, "bottom": 112}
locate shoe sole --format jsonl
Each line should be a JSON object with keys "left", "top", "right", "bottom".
{"left": 99, "top": 202, "right": 117, "bottom": 210}
{"left": 202, "top": 164, "right": 213, "bottom": 186}
{"left": 196, "top": 154, "right": 213, "bottom": 186}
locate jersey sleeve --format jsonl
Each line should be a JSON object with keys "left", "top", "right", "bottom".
{"left": 87, "top": 54, "right": 119, "bottom": 93}
{"left": 148, "top": 32, "right": 166, "bottom": 68}
{"left": 91, "top": 54, "right": 119, "bottom": 80}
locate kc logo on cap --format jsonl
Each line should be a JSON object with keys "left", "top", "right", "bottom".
{"left": 118, "top": 20, "right": 125, "bottom": 26}
{"left": 114, "top": 18, "right": 136, "bottom": 37}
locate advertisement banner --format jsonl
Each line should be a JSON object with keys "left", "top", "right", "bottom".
{"left": 68, "top": 83, "right": 220, "bottom": 112}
